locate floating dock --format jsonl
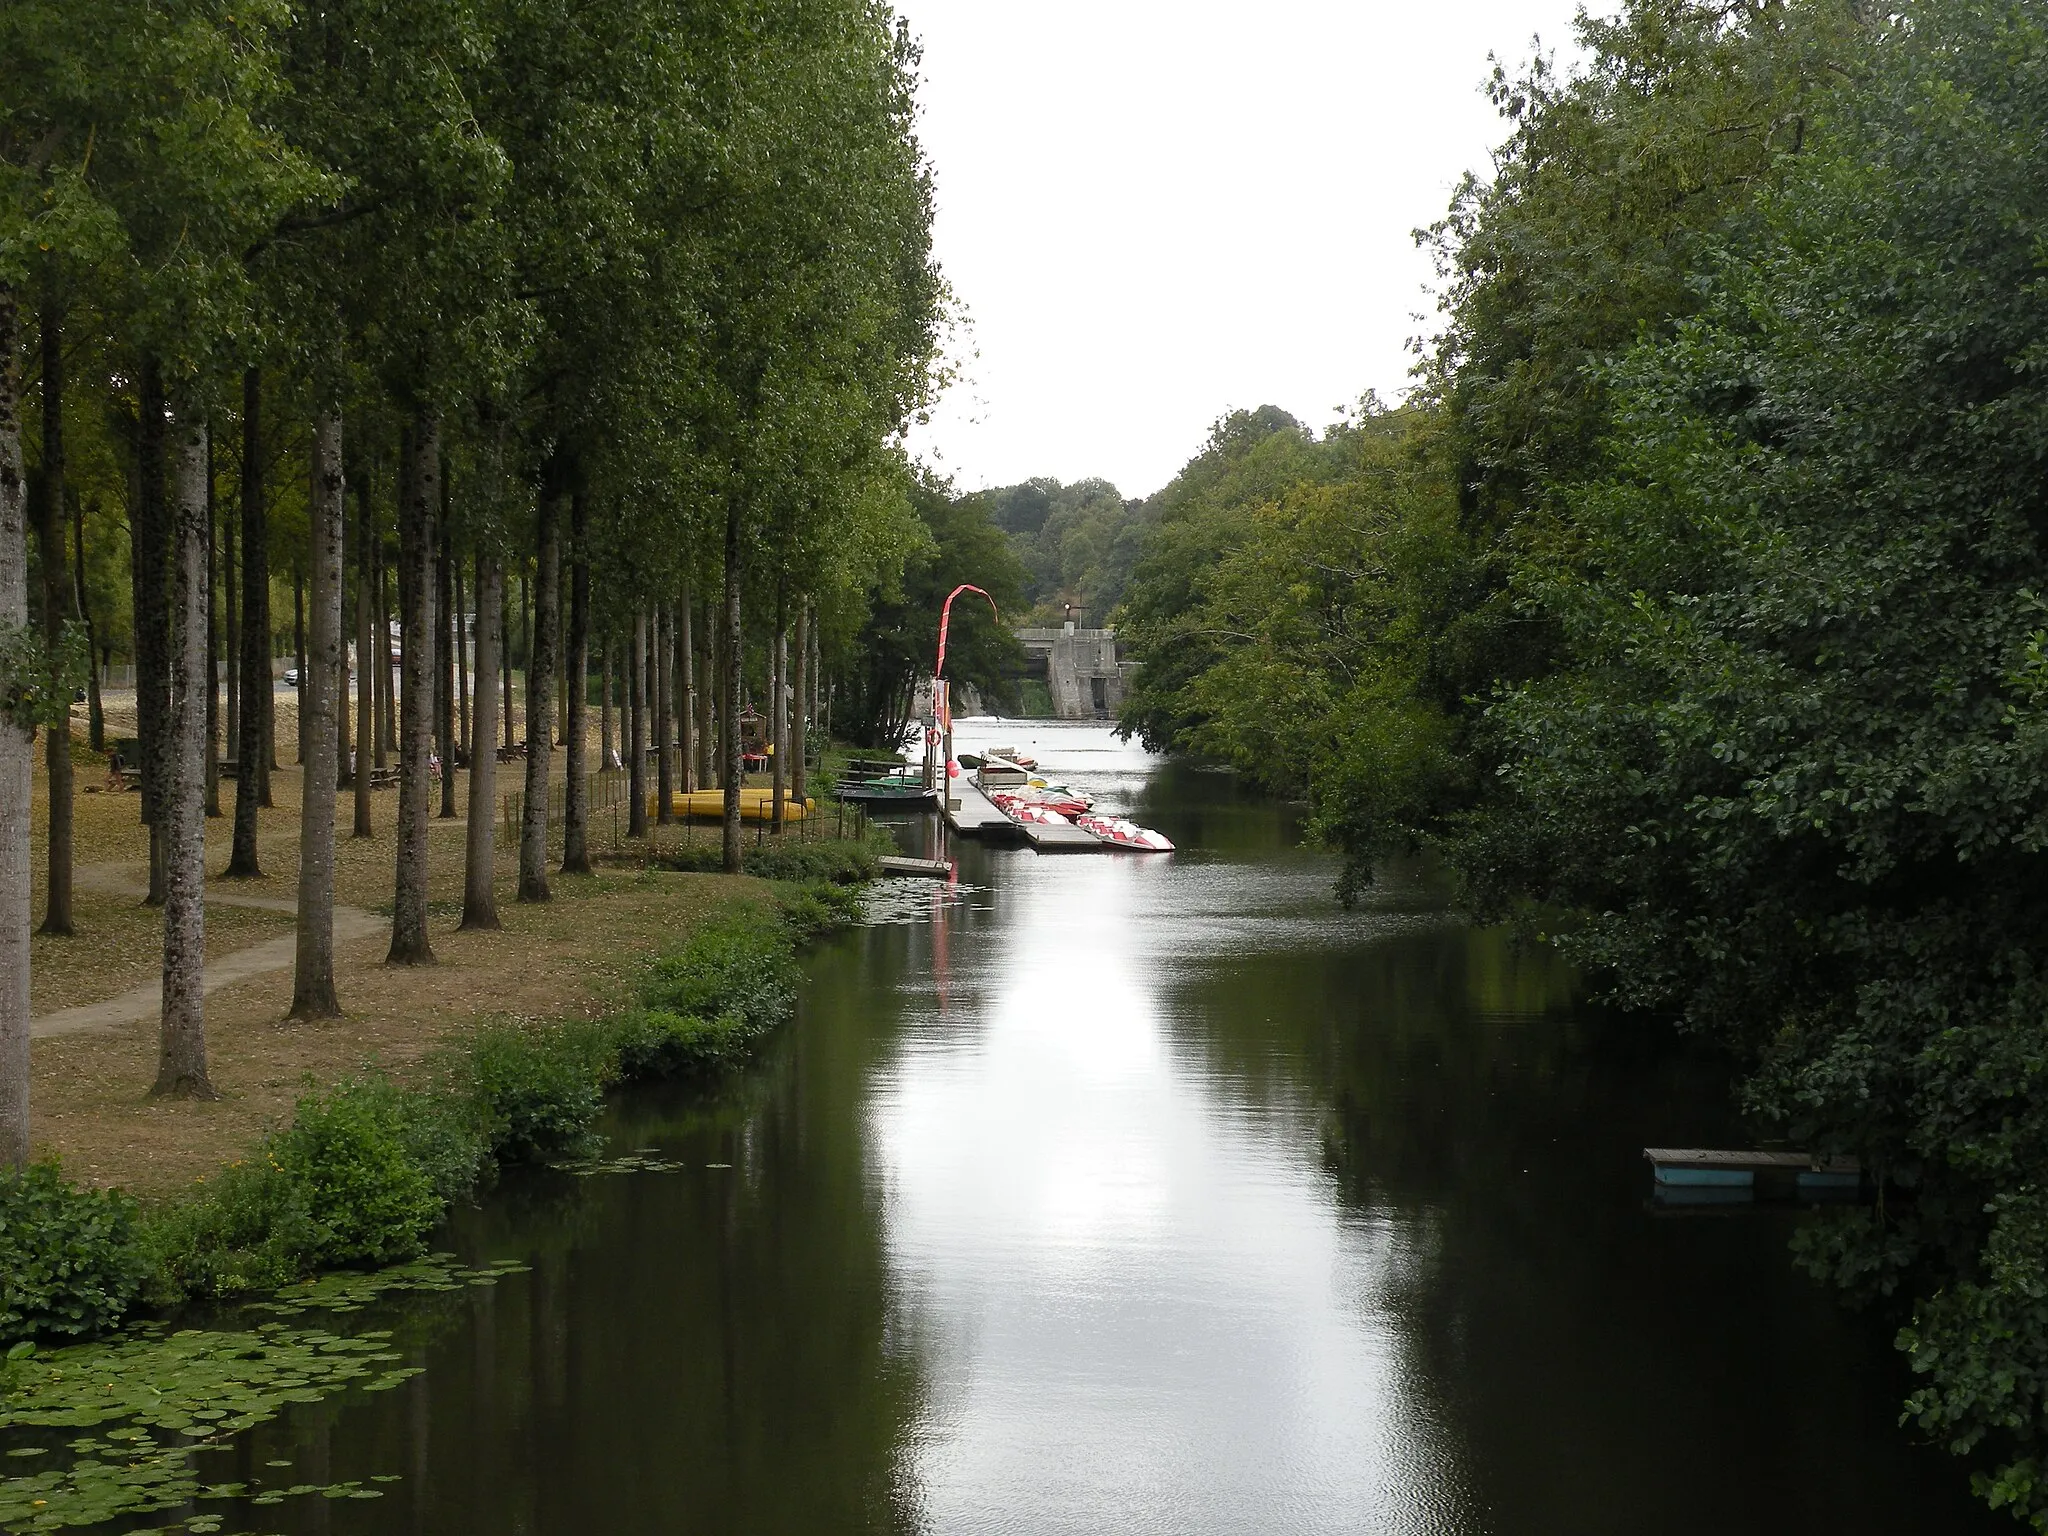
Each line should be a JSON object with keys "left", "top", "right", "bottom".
{"left": 942, "top": 777, "right": 1017, "bottom": 837}
{"left": 942, "top": 777, "right": 1104, "bottom": 850}
{"left": 877, "top": 855, "right": 953, "bottom": 879}
{"left": 1014, "top": 816, "right": 1103, "bottom": 852}
{"left": 1645, "top": 1147, "right": 1861, "bottom": 1196}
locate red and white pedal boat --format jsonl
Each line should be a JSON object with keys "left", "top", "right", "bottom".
{"left": 988, "top": 791, "right": 1074, "bottom": 827}
{"left": 1075, "top": 813, "right": 1174, "bottom": 851}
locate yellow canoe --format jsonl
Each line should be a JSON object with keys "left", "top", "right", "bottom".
{"left": 660, "top": 788, "right": 818, "bottom": 822}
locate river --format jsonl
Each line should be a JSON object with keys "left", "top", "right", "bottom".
{"left": 222, "top": 721, "right": 1992, "bottom": 1534}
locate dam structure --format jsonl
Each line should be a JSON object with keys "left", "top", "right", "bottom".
{"left": 1017, "top": 623, "right": 1136, "bottom": 720}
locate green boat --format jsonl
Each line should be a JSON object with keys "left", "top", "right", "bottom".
{"left": 833, "top": 759, "right": 938, "bottom": 805}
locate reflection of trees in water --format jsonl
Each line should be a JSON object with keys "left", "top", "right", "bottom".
{"left": 1162, "top": 915, "right": 1994, "bottom": 1534}
{"left": 231, "top": 936, "right": 936, "bottom": 1536}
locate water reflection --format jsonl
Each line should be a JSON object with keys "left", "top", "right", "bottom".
{"left": 231, "top": 721, "right": 1992, "bottom": 1535}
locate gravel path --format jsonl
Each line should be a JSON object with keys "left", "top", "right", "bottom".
{"left": 30, "top": 863, "right": 384, "bottom": 1039}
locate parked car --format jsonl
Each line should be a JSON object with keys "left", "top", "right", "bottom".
{"left": 283, "top": 667, "right": 301, "bottom": 687}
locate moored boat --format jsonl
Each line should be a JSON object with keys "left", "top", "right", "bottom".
{"left": 988, "top": 791, "right": 1073, "bottom": 826}
{"left": 662, "top": 788, "right": 817, "bottom": 822}
{"left": 1075, "top": 812, "right": 1173, "bottom": 851}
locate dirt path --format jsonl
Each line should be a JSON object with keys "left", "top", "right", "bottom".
{"left": 30, "top": 862, "right": 385, "bottom": 1040}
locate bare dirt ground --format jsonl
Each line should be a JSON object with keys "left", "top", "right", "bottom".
{"left": 25, "top": 724, "right": 764, "bottom": 1198}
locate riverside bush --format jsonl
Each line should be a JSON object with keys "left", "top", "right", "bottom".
{"left": 459, "top": 1019, "right": 614, "bottom": 1164}
{"left": 655, "top": 831, "right": 886, "bottom": 885}
{"left": 275, "top": 1078, "right": 446, "bottom": 1266}
{"left": 643, "top": 910, "right": 797, "bottom": 1028}
{"left": 25, "top": 892, "right": 851, "bottom": 1335}
{"left": 0, "top": 1164, "right": 150, "bottom": 1345}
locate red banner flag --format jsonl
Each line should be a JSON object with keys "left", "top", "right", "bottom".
{"left": 936, "top": 583, "right": 999, "bottom": 678}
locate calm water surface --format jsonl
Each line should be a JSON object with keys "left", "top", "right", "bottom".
{"left": 231, "top": 722, "right": 1994, "bottom": 1534}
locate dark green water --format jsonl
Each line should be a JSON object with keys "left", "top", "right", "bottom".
{"left": 216, "top": 723, "right": 1995, "bottom": 1534}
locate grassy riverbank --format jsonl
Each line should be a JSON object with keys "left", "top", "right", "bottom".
{"left": 4, "top": 887, "right": 861, "bottom": 1347}
{"left": 10, "top": 735, "right": 885, "bottom": 1346}
{"left": 23, "top": 738, "right": 876, "bottom": 1195}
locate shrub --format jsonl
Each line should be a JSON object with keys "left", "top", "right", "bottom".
{"left": 775, "top": 879, "right": 865, "bottom": 941}
{"left": 460, "top": 1019, "right": 613, "bottom": 1163}
{"left": 610, "top": 1008, "right": 759, "bottom": 1078}
{"left": 20, "top": 892, "right": 823, "bottom": 1322}
{"left": 274, "top": 1078, "right": 446, "bottom": 1267}
{"left": 655, "top": 832, "right": 884, "bottom": 885}
{"left": 643, "top": 911, "right": 796, "bottom": 1030}
{"left": 0, "top": 1163, "right": 150, "bottom": 1343}
{"left": 141, "top": 1154, "right": 324, "bottom": 1302}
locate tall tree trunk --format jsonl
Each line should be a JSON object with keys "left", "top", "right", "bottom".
{"left": 518, "top": 490, "right": 559, "bottom": 902}
{"left": 155, "top": 409, "right": 216, "bottom": 1099}
{"left": 204, "top": 465, "right": 221, "bottom": 820}
{"left": 501, "top": 570, "right": 514, "bottom": 752}
{"left": 32, "top": 294, "right": 73, "bottom": 932}
{"left": 72, "top": 492, "right": 102, "bottom": 752}
{"left": 678, "top": 583, "right": 695, "bottom": 793}
{"left": 461, "top": 553, "right": 501, "bottom": 931}
{"left": 292, "top": 567, "right": 306, "bottom": 764}
{"left": 437, "top": 519, "right": 456, "bottom": 818}
{"left": 771, "top": 596, "right": 787, "bottom": 832}
{"left": 336, "top": 489, "right": 352, "bottom": 792}
{"left": 371, "top": 536, "right": 387, "bottom": 759}
{"left": 377, "top": 542, "right": 394, "bottom": 760}
{"left": 654, "top": 603, "right": 672, "bottom": 824}
{"left": 291, "top": 410, "right": 344, "bottom": 1019}
{"left": 561, "top": 492, "right": 590, "bottom": 874}
{"left": 0, "top": 285, "right": 32, "bottom": 1165}
{"left": 721, "top": 500, "right": 743, "bottom": 873}
{"left": 389, "top": 414, "right": 438, "bottom": 964}
{"left": 627, "top": 610, "right": 647, "bottom": 839}
{"left": 223, "top": 488, "right": 238, "bottom": 753}
{"left": 352, "top": 470, "right": 374, "bottom": 838}
{"left": 698, "top": 605, "right": 715, "bottom": 791}
{"left": 227, "top": 367, "right": 267, "bottom": 876}
{"left": 135, "top": 358, "right": 170, "bottom": 905}
{"left": 600, "top": 640, "right": 613, "bottom": 772}
{"left": 453, "top": 554, "right": 469, "bottom": 760}
{"left": 792, "top": 602, "right": 809, "bottom": 806}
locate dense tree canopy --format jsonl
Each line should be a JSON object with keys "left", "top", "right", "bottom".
{"left": 1110, "top": 0, "right": 2048, "bottom": 1521}
{"left": 0, "top": 0, "right": 945, "bottom": 1141}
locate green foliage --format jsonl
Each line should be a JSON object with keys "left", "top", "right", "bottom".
{"left": 1426, "top": 1, "right": 2048, "bottom": 1522}
{"left": 773, "top": 879, "right": 867, "bottom": 941}
{"left": 141, "top": 1157, "right": 325, "bottom": 1303}
{"left": 272, "top": 1079, "right": 448, "bottom": 1266}
{"left": 655, "top": 832, "right": 884, "bottom": 885}
{"left": 969, "top": 477, "right": 1149, "bottom": 627}
{"left": 0, "top": 621, "right": 89, "bottom": 733}
{"left": 121, "top": 897, "right": 822, "bottom": 1323}
{"left": 457, "top": 1019, "right": 613, "bottom": 1165}
{"left": 0, "top": 1167, "right": 148, "bottom": 1346}
{"left": 1116, "top": 406, "right": 1365, "bottom": 756}
{"left": 609, "top": 1009, "right": 757, "bottom": 1079}
{"left": 642, "top": 910, "right": 798, "bottom": 1032}
{"left": 1105, "top": 1, "right": 2048, "bottom": 1518}
{"left": 839, "top": 470, "right": 1027, "bottom": 746}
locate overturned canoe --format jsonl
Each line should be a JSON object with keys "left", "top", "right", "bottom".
{"left": 660, "top": 788, "right": 818, "bottom": 822}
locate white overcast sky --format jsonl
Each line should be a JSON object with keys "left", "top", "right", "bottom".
{"left": 895, "top": 1, "right": 1607, "bottom": 499}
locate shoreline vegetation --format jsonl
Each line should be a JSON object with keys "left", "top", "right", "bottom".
{"left": 1091, "top": 5, "right": 2048, "bottom": 1524}
{"left": 0, "top": 874, "right": 870, "bottom": 1535}
{"left": 4, "top": 731, "right": 884, "bottom": 1345}
{"left": 2, "top": 718, "right": 882, "bottom": 1532}
{"left": 6, "top": 879, "right": 861, "bottom": 1349}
